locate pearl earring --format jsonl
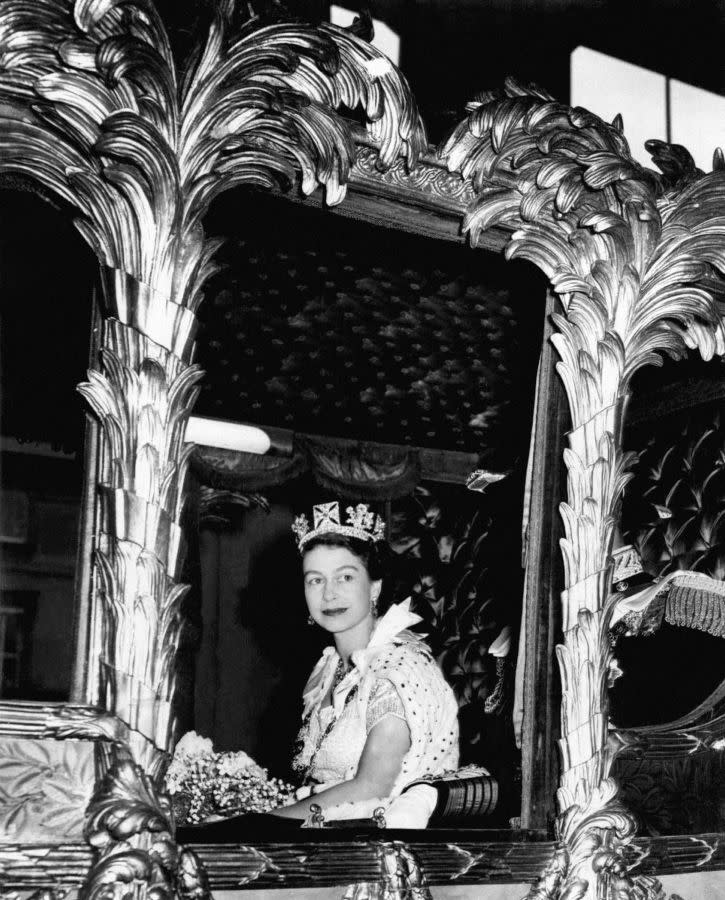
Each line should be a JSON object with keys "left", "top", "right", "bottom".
{"left": 307, "top": 615, "right": 315, "bottom": 625}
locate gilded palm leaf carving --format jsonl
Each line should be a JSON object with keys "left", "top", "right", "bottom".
{"left": 0, "top": 0, "right": 424, "bottom": 764}
{"left": 0, "top": 0, "right": 178, "bottom": 287}
{"left": 440, "top": 77, "right": 725, "bottom": 898}
{"left": 0, "top": 1, "right": 425, "bottom": 308}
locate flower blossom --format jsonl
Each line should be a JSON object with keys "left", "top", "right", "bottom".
{"left": 174, "top": 731, "right": 215, "bottom": 759}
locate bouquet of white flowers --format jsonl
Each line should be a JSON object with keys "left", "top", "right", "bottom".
{"left": 164, "top": 731, "right": 296, "bottom": 825}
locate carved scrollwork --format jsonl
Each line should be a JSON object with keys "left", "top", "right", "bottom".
{"left": 26, "top": 891, "right": 67, "bottom": 900}
{"left": 80, "top": 753, "right": 178, "bottom": 900}
{"left": 85, "top": 756, "right": 173, "bottom": 849}
{"left": 526, "top": 841, "right": 569, "bottom": 900}
{"left": 439, "top": 76, "right": 725, "bottom": 899}
{"left": 344, "top": 841, "right": 432, "bottom": 900}
{"left": 353, "top": 146, "right": 475, "bottom": 208}
{"left": 176, "top": 848, "right": 212, "bottom": 900}
{"left": 0, "top": 711, "right": 207, "bottom": 896}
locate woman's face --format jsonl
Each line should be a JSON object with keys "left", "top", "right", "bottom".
{"left": 303, "top": 544, "right": 381, "bottom": 638}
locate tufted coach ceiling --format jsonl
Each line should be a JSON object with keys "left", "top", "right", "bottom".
{"left": 193, "top": 191, "right": 546, "bottom": 464}
{"left": 1, "top": 182, "right": 546, "bottom": 466}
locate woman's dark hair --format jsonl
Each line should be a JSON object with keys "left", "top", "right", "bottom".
{"left": 301, "top": 532, "right": 395, "bottom": 614}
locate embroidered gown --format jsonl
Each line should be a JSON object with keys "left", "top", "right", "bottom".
{"left": 292, "top": 600, "right": 460, "bottom": 822}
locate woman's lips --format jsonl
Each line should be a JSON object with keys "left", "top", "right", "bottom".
{"left": 322, "top": 607, "right": 348, "bottom": 617}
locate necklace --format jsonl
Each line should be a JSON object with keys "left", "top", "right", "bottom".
{"left": 331, "top": 657, "right": 348, "bottom": 692}
{"left": 295, "top": 657, "right": 359, "bottom": 786}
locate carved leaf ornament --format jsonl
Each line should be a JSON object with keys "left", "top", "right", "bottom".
{"left": 0, "top": 0, "right": 425, "bottom": 308}
{"left": 440, "top": 77, "right": 725, "bottom": 898}
{"left": 0, "top": 739, "right": 94, "bottom": 841}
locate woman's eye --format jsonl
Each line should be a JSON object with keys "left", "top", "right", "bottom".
{"left": 340, "top": 573, "right": 354, "bottom": 582}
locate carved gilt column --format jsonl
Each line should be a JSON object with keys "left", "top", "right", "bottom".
{"left": 440, "top": 80, "right": 725, "bottom": 899}
{"left": 77, "top": 290, "right": 202, "bottom": 772}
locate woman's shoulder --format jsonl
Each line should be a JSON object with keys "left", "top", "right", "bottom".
{"left": 368, "top": 634, "right": 436, "bottom": 675}
{"left": 367, "top": 635, "right": 459, "bottom": 724}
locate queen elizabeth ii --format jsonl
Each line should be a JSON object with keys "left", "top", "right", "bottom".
{"left": 273, "top": 501, "right": 460, "bottom": 826}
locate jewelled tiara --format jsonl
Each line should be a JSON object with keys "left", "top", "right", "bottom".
{"left": 292, "top": 501, "right": 386, "bottom": 551}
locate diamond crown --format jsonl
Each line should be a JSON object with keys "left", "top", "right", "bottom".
{"left": 292, "top": 501, "right": 386, "bottom": 551}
